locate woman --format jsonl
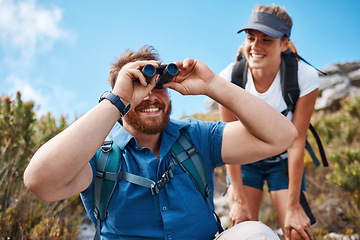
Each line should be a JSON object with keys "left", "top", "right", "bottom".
{"left": 219, "top": 5, "right": 318, "bottom": 240}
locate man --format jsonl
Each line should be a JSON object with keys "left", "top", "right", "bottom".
{"left": 24, "top": 46, "right": 297, "bottom": 239}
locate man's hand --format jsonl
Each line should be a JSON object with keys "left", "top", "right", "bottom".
{"left": 164, "top": 58, "right": 216, "bottom": 95}
{"left": 284, "top": 205, "right": 313, "bottom": 240}
{"left": 229, "top": 199, "right": 252, "bottom": 226}
{"left": 112, "top": 60, "right": 161, "bottom": 107}
{"left": 227, "top": 185, "right": 252, "bottom": 226}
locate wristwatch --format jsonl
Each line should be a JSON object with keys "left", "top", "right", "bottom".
{"left": 99, "top": 91, "right": 131, "bottom": 117}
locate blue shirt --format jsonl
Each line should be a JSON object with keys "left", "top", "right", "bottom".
{"left": 81, "top": 118, "right": 226, "bottom": 240}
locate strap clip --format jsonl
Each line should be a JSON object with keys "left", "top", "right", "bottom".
{"left": 101, "top": 140, "right": 113, "bottom": 153}
{"left": 185, "top": 146, "right": 197, "bottom": 158}
{"left": 150, "top": 169, "right": 174, "bottom": 195}
{"left": 96, "top": 170, "right": 104, "bottom": 179}
{"left": 93, "top": 207, "right": 100, "bottom": 220}
{"left": 205, "top": 185, "right": 211, "bottom": 198}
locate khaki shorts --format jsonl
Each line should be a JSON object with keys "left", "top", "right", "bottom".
{"left": 215, "top": 221, "right": 280, "bottom": 240}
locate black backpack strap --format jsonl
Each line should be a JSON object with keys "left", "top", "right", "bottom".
{"left": 287, "top": 51, "right": 327, "bottom": 76}
{"left": 281, "top": 52, "right": 328, "bottom": 168}
{"left": 305, "top": 140, "right": 320, "bottom": 167}
{"left": 308, "top": 123, "right": 328, "bottom": 167}
{"left": 280, "top": 157, "right": 316, "bottom": 225}
{"left": 281, "top": 51, "right": 300, "bottom": 115}
{"left": 231, "top": 59, "right": 248, "bottom": 88}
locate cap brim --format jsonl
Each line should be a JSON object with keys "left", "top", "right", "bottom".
{"left": 238, "top": 24, "right": 285, "bottom": 38}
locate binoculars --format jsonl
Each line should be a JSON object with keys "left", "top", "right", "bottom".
{"left": 141, "top": 63, "right": 179, "bottom": 89}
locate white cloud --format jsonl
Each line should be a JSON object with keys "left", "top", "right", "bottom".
{"left": 0, "top": 0, "right": 79, "bottom": 120}
{"left": 6, "top": 75, "right": 82, "bottom": 120}
{"left": 0, "top": 0, "right": 75, "bottom": 63}
{"left": 6, "top": 75, "right": 49, "bottom": 116}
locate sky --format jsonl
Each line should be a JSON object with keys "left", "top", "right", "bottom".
{"left": 1, "top": 0, "right": 359, "bottom": 122}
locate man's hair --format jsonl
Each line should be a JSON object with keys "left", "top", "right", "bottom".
{"left": 253, "top": 4, "right": 293, "bottom": 38}
{"left": 108, "top": 45, "right": 161, "bottom": 88}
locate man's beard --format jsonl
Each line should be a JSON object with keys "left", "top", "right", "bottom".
{"left": 124, "top": 100, "right": 172, "bottom": 135}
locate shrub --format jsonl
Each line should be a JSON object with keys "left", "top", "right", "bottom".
{"left": 0, "top": 93, "right": 83, "bottom": 239}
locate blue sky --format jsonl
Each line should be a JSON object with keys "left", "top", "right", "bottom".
{"left": 1, "top": 0, "right": 359, "bottom": 122}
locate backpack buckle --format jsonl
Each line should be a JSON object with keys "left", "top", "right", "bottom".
{"left": 101, "top": 140, "right": 113, "bottom": 153}
{"left": 205, "top": 185, "right": 211, "bottom": 198}
{"left": 150, "top": 169, "right": 174, "bottom": 196}
{"left": 185, "top": 146, "right": 197, "bottom": 158}
{"left": 151, "top": 184, "right": 160, "bottom": 195}
{"left": 93, "top": 207, "right": 100, "bottom": 220}
{"left": 96, "top": 170, "right": 104, "bottom": 179}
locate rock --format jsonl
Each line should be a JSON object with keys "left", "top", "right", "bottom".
{"left": 78, "top": 212, "right": 95, "bottom": 240}
{"left": 324, "top": 232, "right": 360, "bottom": 240}
{"left": 317, "top": 61, "right": 360, "bottom": 111}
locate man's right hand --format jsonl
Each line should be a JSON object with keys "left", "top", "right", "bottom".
{"left": 228, "top": 185, "right": 253, "bottom": 226}
{"left": 112, "top": 60, "right": 161, "bottom": 107}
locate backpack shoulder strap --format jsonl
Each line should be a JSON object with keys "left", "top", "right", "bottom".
{"left": 170, "top": 130, "right": 224, "bottom": 233}
{"left": 93, "top": 134, "right": 122, "bottom": 240}
{"left": 280, "top": 50, "right": 300, "bottom": 115}
{"left": 308, "top": 123, "right": 329, "bottom": 167}
{"left": 281, "top": 51, "right": 328, "bottom": 167}
{"left": 171, "top": 131, "right": 211, "bottom": 198}
{"left": 231, "top": 59, "right": 248, "bottom": 88}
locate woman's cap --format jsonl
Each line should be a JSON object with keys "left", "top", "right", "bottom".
{"left": 238, "top": 12, "right": 291, "bottom": 38}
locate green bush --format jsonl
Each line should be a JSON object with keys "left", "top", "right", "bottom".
{"left": 0, "top": 93, "right": 83, "bottom": 239}
{"left": 308, "top": 96, "right": 360, "bottom": 234}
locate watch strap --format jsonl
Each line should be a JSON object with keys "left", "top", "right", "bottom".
{"left": 99, "top": 91, "right": 130, "bottom": 117}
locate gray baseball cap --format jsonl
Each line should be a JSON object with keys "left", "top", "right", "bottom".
{"left": 238, "top": 12, "right": 291, "bottom": 38}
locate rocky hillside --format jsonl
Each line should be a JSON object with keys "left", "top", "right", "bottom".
{"left": 316, "top": 61, "right": 360, "bottom": 111}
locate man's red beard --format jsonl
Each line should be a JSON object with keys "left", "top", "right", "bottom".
{"left": 124, "top": 100, "right": 172, "bottom": 135}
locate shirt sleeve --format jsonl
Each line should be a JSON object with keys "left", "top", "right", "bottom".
{"left": 298, "top": 61, "right": 319, "bottom": 98}
{"left": 183, "top": 118, "right": 226, "bottom": 170}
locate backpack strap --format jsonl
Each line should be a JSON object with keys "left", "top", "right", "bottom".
{"left": 170, "top": 130, "right": 224, "bottom": 233}
{"left": 93, "top": 130, "right": 224, "bottom": 238}
{"left": 280, "top": 158, "right": 316, "bottom": 225}
{"left": 280, "top": 50, "right": 300, "bottom": 116}
{"left": 287, "top": 50, "right": 327, "bottom": 76}
{"left": 231, "top": 59, "right": 248, "bottom": 88}
{"left": 305, "top": 140, "right": 320, "bottom": 167}
{"left": 93, "top": 135, "right": 122, "bottom": 240}
{"left": 308, "top": 123, "right": 328, "bottom": 167}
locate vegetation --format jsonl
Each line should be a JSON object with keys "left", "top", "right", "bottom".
{"left": 0, "top": 93, "right": 359, "bottom": 239}
{"left": 307, "top": 96, "right": 360, "bottom": 237}
{"left": 0, "top": 93, "right": 83, "bottom": 239}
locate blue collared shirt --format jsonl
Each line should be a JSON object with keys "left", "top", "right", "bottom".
{"left": 81, "top": 118, "right": 226, "bottom": 240}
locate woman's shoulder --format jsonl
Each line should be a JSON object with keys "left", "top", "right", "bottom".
{"left": 298, "top": 61, "right": 319, "bottom": 80}
{"left": 297, "top": 61, "right": 319, "bottom": 97}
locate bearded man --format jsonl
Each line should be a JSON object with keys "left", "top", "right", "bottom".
{"left": 24, "top": 45, "right": 296, "bottom": 240}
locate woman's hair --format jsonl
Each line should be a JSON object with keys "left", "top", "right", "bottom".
{"left": 253, "top": 5, "right": 293, "bottom": 37}
{"left": 108, "top": 45, "right": 160, "bottom": 88}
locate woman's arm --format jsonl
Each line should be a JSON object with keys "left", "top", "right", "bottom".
{"left": 284, "top": 89, "right": 318, "bottom": 240}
